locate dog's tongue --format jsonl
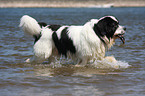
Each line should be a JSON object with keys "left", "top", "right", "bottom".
{"left": 118, "top": 35, "right": 125, "bottom": 44}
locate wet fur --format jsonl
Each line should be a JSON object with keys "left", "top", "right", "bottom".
{"left": 19, "top": 15, "right": 125, "bottom": 65}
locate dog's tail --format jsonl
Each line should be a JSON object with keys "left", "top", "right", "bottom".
{"left": 19, "top": 15, "right": 47, "bottom": 36}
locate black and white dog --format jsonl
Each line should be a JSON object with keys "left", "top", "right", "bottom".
{"left": 19, "top": 15, "right": 126, "bottom": 65}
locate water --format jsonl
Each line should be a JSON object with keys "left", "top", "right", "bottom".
{"left": 0, "top": 7, "right": 145, "bottom": 96}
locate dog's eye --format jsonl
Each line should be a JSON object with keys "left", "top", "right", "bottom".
{"left": 114, "top": 25, "right": 118, "bottom": 28}
{"left": 109, "top": 23, "right": 116, "bottom": 27}
{"left": 113, "top": 23, "right": 118, "bottom": 28}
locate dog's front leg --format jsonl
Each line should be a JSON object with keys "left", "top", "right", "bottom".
{"left": 75, "top": 56, "right": 88, "bottom": 67}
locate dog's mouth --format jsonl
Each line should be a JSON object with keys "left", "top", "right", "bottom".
{"left": 115, "top": 33, "right": 125, "bottom": 44}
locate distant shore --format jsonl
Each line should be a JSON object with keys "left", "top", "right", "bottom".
{"left": 0, "top": 0, "right": 145, "bottom": 8}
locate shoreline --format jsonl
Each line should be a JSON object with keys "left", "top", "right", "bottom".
{"left": 0, "top": 0, "right": 145, "bottom": 8}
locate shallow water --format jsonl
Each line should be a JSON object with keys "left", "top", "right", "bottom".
{"left": 0, "top": 7, "right": 145, "bottom": 96}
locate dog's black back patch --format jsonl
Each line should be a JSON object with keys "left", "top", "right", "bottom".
{"left": 33, "top": 24, "right": 61, "bottom": 44}
{"left": 38, "top": 22, "right": 47, "bottom": 27}
{"left": 48, "top": 25, "right": 61, "bottom": 31}
{"left": 33, "top": 34, "right": 41, "bottom": 44}
{"left": 52, "top": 27, "right": 76, "bottom": 57}
{"left": 33, "top": 22, "right": 47, "bottom": 44}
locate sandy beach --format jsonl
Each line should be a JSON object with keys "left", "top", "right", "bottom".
{"left": 0, "top": 0, "right": 145, "bottom": 8}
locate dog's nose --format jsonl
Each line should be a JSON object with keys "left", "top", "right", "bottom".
{"left": 123, "top": 27, "right": 126, "bottom": 31}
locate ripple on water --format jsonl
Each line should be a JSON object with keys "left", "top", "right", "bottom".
{"left": 24, "top": 58, "right": 131, "bottom": 77}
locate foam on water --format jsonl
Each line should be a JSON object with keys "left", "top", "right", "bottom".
{"left": 47, "top": 56, "right": 131, "bottom": 69}
{"left": 92, "top": 59, "right": 131, "bottom": 69}
{"left": 32, "top": 57, "right": 131, "bottom": 77}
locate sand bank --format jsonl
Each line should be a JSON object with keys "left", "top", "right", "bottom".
{"left": 0, "top": 0, "right": 145, "bottom": 8}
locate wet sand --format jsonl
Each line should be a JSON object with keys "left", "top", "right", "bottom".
{"left": 0, "top": 0, "right": 145, "bottom": 8}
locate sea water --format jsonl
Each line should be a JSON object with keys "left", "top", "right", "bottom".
{"left": 0, "top": 7, "right": 145, "bottom": 96}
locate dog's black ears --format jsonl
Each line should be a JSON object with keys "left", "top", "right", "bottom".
{"left": 94, "top": 16, "right": 118, "bottom": 39}
{"left": 93, "top": 23, "right": 107, "bottom": 44}
{"left": 38, "top": 22, "right": 47, "bottom": 27}
{"left": 93, "top": 17, "right": 106, "bottom": 37}
{"left": 93, "top": 23, "right": 107, "bottom": 37}
{"left": 100, "top": 30, "right": 107, "bottom": 36}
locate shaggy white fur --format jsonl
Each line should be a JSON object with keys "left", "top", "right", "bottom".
{"left": 19, "top": 15, "right": 125, "bottom": 65}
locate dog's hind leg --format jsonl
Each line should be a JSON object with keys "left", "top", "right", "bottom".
{"left": 26, "top": 37, "right": 53, "bottom": 64}
{"left": 25, "top": 50, "right": 53, "bottom": 64}
{"left": 25, "top": 56, "right": 47, "bottom": 64}
{"left": 25, "top": 46, "right": 53, "bottom": 64}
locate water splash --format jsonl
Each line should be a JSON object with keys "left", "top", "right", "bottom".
{"left": 47, "top": 56, "right": 131, "bottom": 69}
{"left": 91, "top": 59, "right": 131, "bottom": 69}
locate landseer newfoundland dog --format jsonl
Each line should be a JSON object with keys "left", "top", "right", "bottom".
{"left": 19, "top": 15, "right": 126, "bottom": 65}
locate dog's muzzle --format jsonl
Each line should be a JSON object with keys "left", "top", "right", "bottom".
{"left": 115, "top": 34, "right": 125, "bottom": 44}
{"left": 115, "top": 26, "right": 126, "bottom": 44}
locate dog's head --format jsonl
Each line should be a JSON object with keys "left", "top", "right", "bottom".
{"left": 93, "top": 16, "right": 126, "bottom": 47}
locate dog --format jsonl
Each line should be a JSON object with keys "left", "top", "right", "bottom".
{"left": 19, "top": 15, "right": 126, "bottom": 65}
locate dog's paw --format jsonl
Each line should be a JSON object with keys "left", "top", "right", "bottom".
{"left": 74, "top": 64, "right": 85, "bottom": 67}
{"left": 25, "top": 58, "right": 30, "bottom": 63}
